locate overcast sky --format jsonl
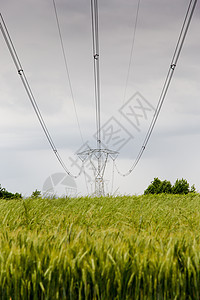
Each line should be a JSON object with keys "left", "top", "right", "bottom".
{"left": 0, "top": 0, "right": 199, "bottom": 196}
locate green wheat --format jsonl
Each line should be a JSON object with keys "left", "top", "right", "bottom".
{"left": 0, "top": 194, "right": 200, "bottom": 299}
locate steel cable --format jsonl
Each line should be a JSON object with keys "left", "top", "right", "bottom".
{"left": 115, "top": 0, "right": 197, "bottom": 176}
{"left": 0, "top": 13, "right": 82, "bottom": 178}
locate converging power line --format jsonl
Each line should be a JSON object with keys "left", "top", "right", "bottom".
{"left": 115, "top": 0, "right": 197, "bottom": 177}
{"left": 0, "top": 13, "right": 83, "bottom": 178}
{"left": 0, "top": 0, "right": 197, "bottom": 195}
{"left": 52, "top": 0, "right": 84, "bottom": 145}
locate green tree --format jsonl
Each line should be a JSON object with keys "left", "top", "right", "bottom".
{"left": 144, "top": 178, "right": 172, "bottom": 194}
{"left": 190, "top": 184, "right": 196, "bottom": 193}
{"left": 144, "top": 178, "right": 161, "bottom": 194}
{"left": 159, "top": 180, "right": 172, "bottom": 194}
{"left": 31, "top": 189, "right": 41, "bottom": 198}
{"left": 144, "top": 178, "right": 195, "bottom": 195}
{"left": 172, "top": 179, "right": 190, "bottom": 194}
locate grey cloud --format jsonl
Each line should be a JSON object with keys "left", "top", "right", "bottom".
{"left": 0, "top": 0, "right": 199, "bottom": 195}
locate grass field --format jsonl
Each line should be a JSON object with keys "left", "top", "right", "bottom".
{"left": 0, "top": 194, "right": 200, "bottom": 299}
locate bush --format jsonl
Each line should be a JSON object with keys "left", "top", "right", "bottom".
{"left": 144, "top": 178, "right": 172, "bottom": 195}
{"left": 144, "top": 178, "right": 194, "bottom": 195}
{"left": 0, "top": 185, "right": 22, "bottom": 199}
{"left": 31, "top": 189, "right": 41, "bottom": 198}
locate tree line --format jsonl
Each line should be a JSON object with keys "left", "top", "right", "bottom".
{"left": 0, "top": 185, "right": 22, "bottom": 199}
{"left": 144, "top": 178, "right": 195, "bottom": 195}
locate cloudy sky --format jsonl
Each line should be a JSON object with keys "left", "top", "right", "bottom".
{"left": 0, "top": 0, "right": 199, "bottom": 196}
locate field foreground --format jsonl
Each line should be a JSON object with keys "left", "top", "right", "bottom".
{"left": 0, "top": 194, "right": 200, "bottom": 299}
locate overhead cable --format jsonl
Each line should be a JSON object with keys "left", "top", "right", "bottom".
{"left": 115, "top": 0, "right": 197, "bottom": 177}
{"left": 52, "top": 0, "right": 84, "bottom": 144}
{"left": 90, "top": 0, "right": 101, "bottom": 151}
{"left": 123, "top": 0, "right": 141, "bottom": 103}
{"left": 0, "top": 13, "right": 82, "bottom": 178}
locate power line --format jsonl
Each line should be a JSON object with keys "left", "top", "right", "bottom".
{"left": 52, "top": 0, "right": 84, "bottom": 144}
{"left": 0, "top": 13, "right": 82, "bottom": 178}
{"left": 91, "top": 0, "right": 101, "bottom": 151}
{"left": 76, "top": 0, "right": 118, "bottom": 197}
{"left": 123, "top": 0, "right": 141, "bottom": 103}
{"left": 115, "top": 0, "right": 197, "bottom": 177}
{"left": 52, "top": 0, "right": 90, "bottom": 189}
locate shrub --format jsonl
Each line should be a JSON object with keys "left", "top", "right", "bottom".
{"left": 31, "top": 189, "right": 41, "bottom": 198}
{"left": 0, "top": 184, "right": 22, "bottom": 199}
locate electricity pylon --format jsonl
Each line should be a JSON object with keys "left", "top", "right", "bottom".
{"left": 77, "top": 147, "right": 118, "bottom": 196}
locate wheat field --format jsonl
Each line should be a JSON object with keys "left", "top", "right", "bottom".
{"left": 0, "top": 194, "right": 200, "bottom": 299}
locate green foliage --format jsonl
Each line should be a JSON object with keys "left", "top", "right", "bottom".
{"left": 0, "top": 184, "right": 22, "bottom": 199}
{"left": 144, "top": 177, "right": 161, "bottom": 194}
{"left": 191, "top": 184, "right": 196, "bottom": 193}
{"left": 144, "top": 177, "right": 172, "bottom": 194}
{"left": 144, "top": 177, "right": 195, "bottom": 195}
{"left": 172, "top": 178, "right": 190, "bottom": 194}
{"left": 0, "top": 195, "right": 200, "bottom": 298}
{"left": 31, "top": 189, "right": 42, "bottom": 198}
